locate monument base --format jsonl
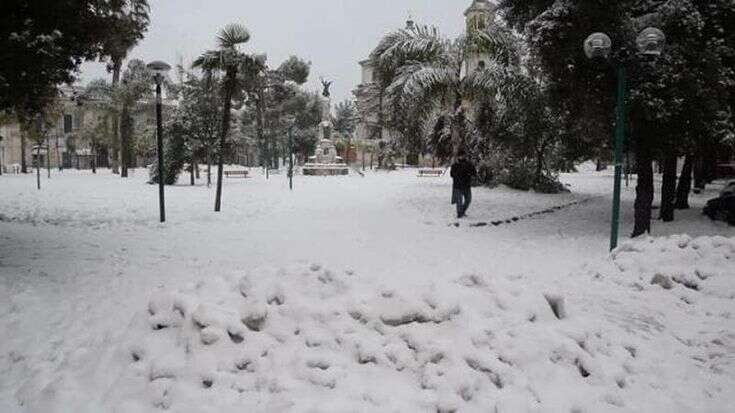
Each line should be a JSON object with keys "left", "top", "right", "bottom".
{"left": 302, "top": 164, "right": 349, "bottom": 176}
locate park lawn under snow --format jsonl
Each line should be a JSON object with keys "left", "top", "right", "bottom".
{"left": 0, "top": 167, "right": 733, "bottom": 412}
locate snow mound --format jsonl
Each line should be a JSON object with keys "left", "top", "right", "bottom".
{"left": 612, "top": 235, "right": 735, "bottom": 299}
{"left": 111, "top": 266, "right": 591, "bottom": 412}
{"left": 98, "top": 242, "right": 735, "bottom": 412}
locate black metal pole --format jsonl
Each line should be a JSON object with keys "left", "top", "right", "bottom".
{"left": 156, "top": 81, "right": 166, "bottom": 223}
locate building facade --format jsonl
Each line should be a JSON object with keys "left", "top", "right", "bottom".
{"left": 0, "top": 86, "right": 162, "bottom": 173}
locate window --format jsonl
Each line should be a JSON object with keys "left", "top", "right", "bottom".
{"left": 64, "top": 115, "right": 73, "bottom": 133}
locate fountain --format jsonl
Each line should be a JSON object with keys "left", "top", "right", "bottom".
{"left": 302, "top": 79, "right": 349, "bottom": 176}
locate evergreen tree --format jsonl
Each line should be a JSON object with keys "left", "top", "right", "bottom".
{"left": 498, "top": 0, "right": 734, "bottom": 235}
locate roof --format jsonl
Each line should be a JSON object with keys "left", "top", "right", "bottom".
{"left": 464, "top": 0, "right": 497, "bottom": 16}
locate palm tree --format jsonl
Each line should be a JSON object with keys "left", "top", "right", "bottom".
{"left": 85, "top": 61, "right": 152, "bottom": 171}
{"left": 100, "top": 0, "right": 151, "bottom": 176}
{"left": 193, "top": 23, "right": 263, "bottom": 212}
{"left": 373, "top": 24, "right": 519, "bottom": 160}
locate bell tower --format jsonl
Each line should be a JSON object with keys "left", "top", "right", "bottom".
{"left": 464, "top": 0, "right": 497, "bottom": 75}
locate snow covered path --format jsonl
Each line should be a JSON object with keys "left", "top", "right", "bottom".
{"left": 0, "top": 169, "right": 733, "bottom": 412}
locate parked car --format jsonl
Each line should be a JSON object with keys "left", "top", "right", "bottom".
{"left": 703, "top": 180, "right": 735, "bottom": 225}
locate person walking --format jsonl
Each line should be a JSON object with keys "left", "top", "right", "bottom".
{"left": 450, "top": 150, "right": 476, "bottom": 219}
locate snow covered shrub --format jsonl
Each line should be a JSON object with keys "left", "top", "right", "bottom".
{"left": 492, "top": 160, "right": 567, "bottom": 193}
{"left": 475, "top": 158, "right": 497, "bottom": 187}
{"left": 534, "top": 173, "right": 570, "bottom": 194}
{"left": 148, "top": 133, "right": 188, "bottom": 185}
{"left": 500, "top": 162, "right": 536, "bottom": 191}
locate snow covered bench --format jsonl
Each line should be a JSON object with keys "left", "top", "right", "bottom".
{"left": 224, "top": 170, "right": 249, "bottom": 178}
{"left": 418, "top": 169, "right": 444, "bottom": 177}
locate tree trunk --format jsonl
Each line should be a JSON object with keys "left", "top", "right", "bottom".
{"left": 46, "top": 135, "right": 51, "bottom": 179}
{"left": 535, "top": 147, "right": 545, "bottom": 185}
{"left": 632, "top": 145, "right": 654, "bottom": 237}
{"left": 21, "top": 131, "right": 27, "bottom": 173}
{"left": 36, "top": 145, "right": 41, "bottom": 190}
{"left": 675, "top": 155, "right": 693, "bottom": 210}
{"left": 190, "top": 153, "right": 195, "bottom": 186}
{"left": 91, "top": 144, "right": 97, "bottom": 174}
{"left": 347, "top": 136, "right": 352, "bottom": 166}
{"left": 255, "top": 89, "right": 267, "bottom": 171}
{"left": 450, "top": 94, "right": 463, "bottom": 152}
{"left": 378, "top": 90, "right": 385, "bottom": 142}
{"left": 120, "top": 105, "right": 131, "bottom": 178}
{"left": 111, "top": 58, "right": 122, "bottom": 174}
{"left": 56, "top": 136, "right": 62, "bottom": 171}
{"left": 215, "top": 69, "right": 236, "bottom": 212}
{"left": 206, "top": 149, "right": 212, "bottom": 187}
{"left": 659, "top": 152, "right": 677, "bottom": 222}
{"left": 693, "top": 154, "right": 705, "bottom": 192}
{"left": 704, "top": 147, "right": 717, "bottom": 184}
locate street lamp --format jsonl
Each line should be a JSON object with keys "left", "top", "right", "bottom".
{"left": 147, "top": 60, "right": 171, "bottom": 223}
{"left": 583, "top": 32, "right": 612, "bottom": 60}
{"left": 637, "top": 28, "right": 666, "bottom": 57}
{"left": 584, "top": 28, "right": 665, "bottom": 251}
{"left": 285, "top": 115, "right": 296, "bottom": 191}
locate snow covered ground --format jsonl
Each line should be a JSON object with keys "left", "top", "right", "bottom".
{"left": 0, "top": 167, "right": 733, "bottom": 412}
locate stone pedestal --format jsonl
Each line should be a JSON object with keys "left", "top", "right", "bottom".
{"left": 302, "top": 139, "right": 349, "bottom": 176}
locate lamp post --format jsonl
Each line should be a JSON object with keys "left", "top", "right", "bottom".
{"left": 583, "top": 28, "right": 665, "bottom": 251}
{"left": 147, "top": 60, "right": 172, "bottom": 223}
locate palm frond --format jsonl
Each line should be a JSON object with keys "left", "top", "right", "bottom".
{"left": 469, "top": 24, "right": 522, "bottom": 68}
{"left": 388, "top": 62, "right": 457, "bottom": 103}
{"left": 373, "top": 25, "right": 447, "bottom": 72}
{"left": 462, "top": 63, "right": 505, "bottom": 98}
{"left": 217, "top": 23, "right": 251, "bottom": 49}
{"left": 192, "top": 50, "right": 225, "bottom": 71}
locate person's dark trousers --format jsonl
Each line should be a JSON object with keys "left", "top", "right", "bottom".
{"left": 454, "top": 188, "right": 472, "bottom": 218}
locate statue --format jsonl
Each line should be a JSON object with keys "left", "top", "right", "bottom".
{"left": 320, "top": 77, "right": 333, "bottom": 98}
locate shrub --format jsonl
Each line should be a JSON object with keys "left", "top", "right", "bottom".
{"left": 501, "top": 163, "right": 536, "bottom": 191}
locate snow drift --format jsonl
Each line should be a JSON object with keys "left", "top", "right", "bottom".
{"left": 19, "top": 236, "right": 729, "bottom": 412}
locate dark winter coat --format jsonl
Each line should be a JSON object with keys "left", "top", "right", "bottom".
{"left": 450, "top": 159, "right": 477, "bottom": 190}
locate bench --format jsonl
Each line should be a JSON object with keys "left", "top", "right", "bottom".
{"left": 418, "top": 169, "right": 445, "bottom": 177}
{"left": 224, "top": 170, "right": 249, "bottom": 178}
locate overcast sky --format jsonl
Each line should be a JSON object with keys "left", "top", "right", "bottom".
{"left": 79, "top": 0, "right": 471, "bottom": 103}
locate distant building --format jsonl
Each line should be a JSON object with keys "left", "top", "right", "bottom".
{"left": 352, "top": 0, "right": 497, "bottom": 142}
{"left": 0, "top": 86, "right": 168, "bottom": 173}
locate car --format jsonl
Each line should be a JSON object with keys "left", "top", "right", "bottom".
{"left": 704, "top": 180, "right": 735, "bottom": 225}
{"left": 722, "top": 180, "right": 735, "bottom": 197}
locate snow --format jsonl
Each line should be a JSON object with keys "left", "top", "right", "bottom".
{"left": 0, "top": 168, "right": 733, "bottom": 412}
